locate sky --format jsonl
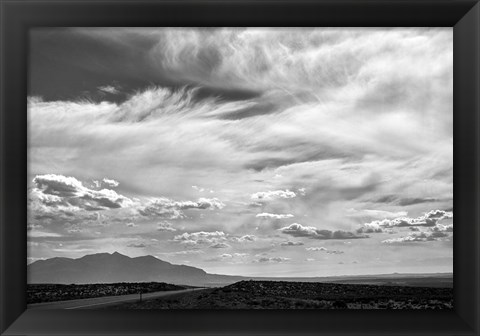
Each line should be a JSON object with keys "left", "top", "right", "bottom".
{"left": 27, "top": 28, "right": 453, "bottom": 277}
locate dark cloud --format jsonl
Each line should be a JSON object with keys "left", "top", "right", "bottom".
{"left": 326, "top": 250, "right": 344, "bottom": 255}
{"left": 373, "top": 195, "right": 438, "bottom": 206}
{"left": 210, "top": 243, "right": 231, "bottom": 249}
{"left": 29, "top": 28, "right": 170, "bottom": 103}
{"left": 375, "top": 195, "right": 397, "bottom": 203}
{"left": 280, "top": 241, "right": 304, "bottom": 246}
{"left": 398, "top": 198, "right": 438, "bottom": 206}
{"left": 356, "top": 226, "right": 383, "bottom": 234}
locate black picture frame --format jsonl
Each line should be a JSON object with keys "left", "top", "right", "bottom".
{"left": 1, "top": 0, "right": 479, "bottom": 335}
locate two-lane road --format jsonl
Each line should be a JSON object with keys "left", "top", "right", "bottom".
{"left": 28, "top": 288, "right": 206, "bottom": 309}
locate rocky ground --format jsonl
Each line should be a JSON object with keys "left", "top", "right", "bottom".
{"left": 27, "top": 282, "right": 187, "bottom": 303}
{"left": 106, "top": 280, "right": 453, "bottom": 309}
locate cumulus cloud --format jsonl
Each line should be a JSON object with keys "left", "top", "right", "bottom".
{"left": 230, "top": 235, "right": 256, "bottom": 243}
{"left": 280, "top": 241, "right": 304, "bottom": 246}
{"left": 430, "top": 224, "right": 453, "bottom": 233}
{"left": 102, "top": 178, "right": 119, "bottom": 188}
{"left": 382, "top": 231, "right": 449, "bottom": 244}
{"left": 357, "top": 210, "right": 453, "bottom": 233}
{"left": 138, "top": 197, "right": 225, "bottom": 219}
{"left": 32, "top": 174, "right": 133, "bottom": 211}
{"left": 256, "top": 213, "right": 294, "bottom": 219}
{"left": 305, "top": 247, "right": 327, "bottom": 251}
{"left": 173, "top": 231, "right": 227, "bottom": 247}
{"left": 356, "top": 222, "right": 384, "bottom": 234}
{"left": 251, "top": 190, "right": 296, "bottom": 201}
{"left": 175, "top": 198, "right": 225, "bottom": 210}
{"left": 280, "top": 223, "right": 368, "bottom": 240}
{"left": 156, "top": 221, "right": 177, "bottom": 232}
{"left": 137, "top": 201, "right": 183, "bottom": 219}
{"left": 305, "top": 246, "right": 343, "bottom": 254}
{"left": 98, "top": 85, "right": 120, "bottom": 95}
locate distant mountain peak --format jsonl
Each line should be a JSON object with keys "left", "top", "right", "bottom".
{"left": 111, "top": 251, "right": 123, "bottom": 256}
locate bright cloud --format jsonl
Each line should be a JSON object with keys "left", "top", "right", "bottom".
{"left": 256, "top": 213, "right": 294, "bottom": 219}
{"left": 98, "top": 85, "right": 120, "bottom": 95}
{"left": 305, "top": 247, "right": 327, "bottom": 251}
{"left": 251, "top": 190, "right": 296, "bottom": 201}
{"left": 173, "top": 231, "right": 227, "bottom": 247}
{"left": 102, "top": 178, "right": 119, "bottom": 188}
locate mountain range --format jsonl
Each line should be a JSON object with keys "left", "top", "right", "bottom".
{"left": 28, "top": 252, "right": 243, "bottom": 286}
{"left": 28, "top": 252, "right": 453, "bottom": 287}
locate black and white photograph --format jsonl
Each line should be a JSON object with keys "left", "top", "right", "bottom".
{"left": 27, "top": 27, "right": 453, "bottom": 310}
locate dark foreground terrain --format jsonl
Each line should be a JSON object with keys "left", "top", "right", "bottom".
{"left": 27, "top": 282, "right": 187, "bottom": 304}
{"left": 107, "top": 280, "right": 453, "bottom": 309}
